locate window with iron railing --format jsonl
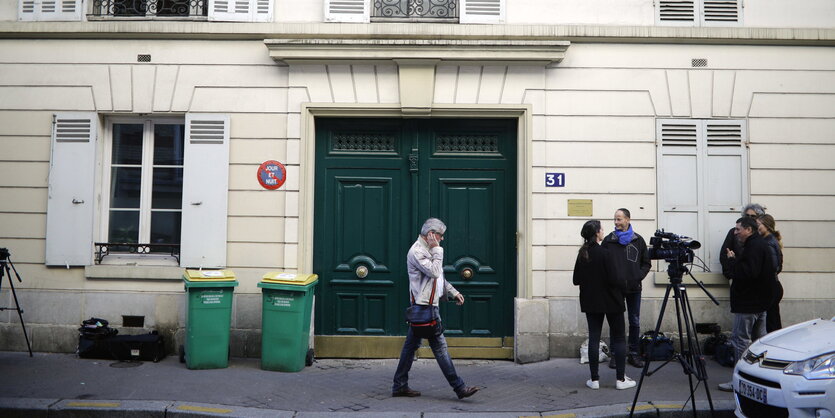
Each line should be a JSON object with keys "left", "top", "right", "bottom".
{"left": 372, "top": 0, "right": 458, "bottom": 22}
{"left": 90, "top": 0, "right": 208, "bottom": 18}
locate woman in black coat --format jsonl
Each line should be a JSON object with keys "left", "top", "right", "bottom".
{"left": 573, "top": 220, "right": 634, "bottom": 390}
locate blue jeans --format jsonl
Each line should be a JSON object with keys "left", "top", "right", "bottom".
{"left": 625, "top": 292, "right": 642, "bottom": 354}
{"left": 731, "top": 312, "right": 767, "bottom": 363}
{"left": 392, "top": 308, "right": 465, "bottom": 394}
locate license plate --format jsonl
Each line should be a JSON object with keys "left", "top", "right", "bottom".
{"left": 738, "top": 379, "right": 768, "bottom": 405}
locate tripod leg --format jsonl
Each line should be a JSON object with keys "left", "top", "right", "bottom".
{"left": 680, "top": 286, "right": 716, "bottom": 414}
{"left": 672, "top": 285, "right": 699, "bottom": 417}
{"left": 3, "top": 264, "right": 33, "bottom": 357}
{"left": 630, "top": 283, "right": 674, "bottom": 418}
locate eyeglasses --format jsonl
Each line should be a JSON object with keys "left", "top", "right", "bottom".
{"left": 747, "top": 213, "right": 759, "bottom": 218}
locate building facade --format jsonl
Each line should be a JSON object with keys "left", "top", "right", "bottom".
{"left": 0, "top": 0, "right": 833, "bottom": 362}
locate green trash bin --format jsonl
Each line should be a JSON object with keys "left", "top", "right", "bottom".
{"left": 183, "top": 269, "right": 238, "bottom": 370}
{"left": 258, "top": 272, "right": 318, "bottom": 372}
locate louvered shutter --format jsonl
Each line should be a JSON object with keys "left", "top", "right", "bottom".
{"left": 460, "top": 0, "right": 504, "bottom": 24}
{"left": 209, "top": 0, "right": 255, "bottom": 21}
{"left": 324, "top": 0, "right": 368, "bottom": 23}
{"left": 180, "top": 114, "right": 230, "bottom": 268}
{"left": 703, "top": 120, "right": 747, "bottom": 273}
{"left": 657, "top": 120, "right": 701, "bottom": 247}
{"left": 45, "top": 113, "right": 97, "bottom": 266}
{"left": 252, "top": 0, "right": 272, "bottom": 22}
{"left": 701, "top": 0, "right": 741, "bottom": 26}
{"left": 656, "top": 0, "right": 696, "bottom": 26}
{"left": 19, "top": 0, "right": 82, "bottom": 21}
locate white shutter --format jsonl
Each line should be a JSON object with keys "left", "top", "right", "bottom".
{"left": 701, "top": 0, "right": 741, "bottom": 26}
{"left": 19, "top": 0, "right": 82, "bottom": 21}
{"left": 704, "top": 120, "right": 747, "bottom": 273}
{"left": 460, "top": 0, "right": 504, "bottom": 24}
{"left": 324, "top": 0, "right": 368, "bottom": 23}
{"left": 180, "top": 114, "right": 230, "bottom": 268}
{"left": 252, "top": 0, "right": 273, "bottom": 22}
{"left": 209, "top": 0, "right": 251, "bottom": 21}
{"left": 45, "top": 113, "right": 97, "bottom": 266}
{"left": 657, "top": 120, "right": 701, "bottom": 247}
{"left": 656, "top": 0, "right": 696, "bottom": 26}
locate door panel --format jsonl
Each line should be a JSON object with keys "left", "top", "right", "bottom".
{"left": 314, "top": 118, "right": 515, "bottom": 337}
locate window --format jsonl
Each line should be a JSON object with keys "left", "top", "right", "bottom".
{"left": 102, "top": 119, "right": 184, "bottom": 256}
{"left": 324, "top": 0, "right": 503, "bottom": 23}
{"left": 656, "top": 0, "right": 742, "bottom": 27}
{"left": 46, "top": 113, "right": 230, "bottom": 268}
{"left": 656, "top": 119, "right": 748, "bottom": 274}
{"left": 91, "top": 0, "right": 208, "bottom": 17}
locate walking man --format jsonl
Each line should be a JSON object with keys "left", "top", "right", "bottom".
{"left": 392, "top": 218, "right": 479, "bottom": 400}
{"left": 602, "top": 208, "right": 651, "bottom": 369}
{"left": 718, "top": 216, "right": 776, "bottom": 392}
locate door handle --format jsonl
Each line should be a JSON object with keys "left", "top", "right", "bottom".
{"left": 461, "top": 267, "right": 473, "bottom": 280}
{"left": 355, "top": 265, "right": 369, "bottom": 279}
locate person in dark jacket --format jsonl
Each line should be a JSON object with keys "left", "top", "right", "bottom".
{"left": 601, "top": 208, "right": 651, "bottom": 368}
{"left": 757, "top": 214, "right": 783, "bottom": 332}
{"left": 573, "top": 220, "right": 635, "bottom": 390}
{"left": 720, "top": 204, "right": 766, "bottom": 280}
{"left": 717, "top": 216, "right": 776, "bottom": 392}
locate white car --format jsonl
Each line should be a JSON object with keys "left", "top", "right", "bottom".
{"left": 732, "top": 316, "right": 835, "bottom": 418}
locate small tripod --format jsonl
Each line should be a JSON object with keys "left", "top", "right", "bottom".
{"left": 0, "top": 248, "right": 33, "bottom": 356}
{"left": 629, "top": 260, "right": 719, "bottom": 417}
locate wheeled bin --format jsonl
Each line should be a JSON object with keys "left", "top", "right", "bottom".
{"left": 258, "top": 272, "right": 318, "bottom": 372}
{"left": 182, "top": 269, "right": 238, "bottom": 369}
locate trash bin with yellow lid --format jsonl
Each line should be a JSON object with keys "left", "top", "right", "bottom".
{"left": 257, "top": 272, "right": 318, "bottom": 372}
{"left": 182, "top": 269, "right": 238, "bottom": 370}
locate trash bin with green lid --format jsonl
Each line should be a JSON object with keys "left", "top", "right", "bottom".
{"left": 182, "top": 269, "right": 238, "bottom": 370}
{"left": 258, "top": 272, "right": 318, "bottom": 372}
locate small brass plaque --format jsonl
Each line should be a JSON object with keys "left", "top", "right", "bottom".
{"left": 567, "top": 199, "right": 593, "bottom": 217}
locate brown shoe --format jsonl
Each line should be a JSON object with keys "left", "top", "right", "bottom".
{"left": 456, "top": 386, "right": 479, "bottom": 399}
{"left": 392, "top": 387, "right": 421, "bottom": 397}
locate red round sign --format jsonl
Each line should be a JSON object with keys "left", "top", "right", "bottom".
{"left": 257, "top": 160, "right": 286, "bottom": 190}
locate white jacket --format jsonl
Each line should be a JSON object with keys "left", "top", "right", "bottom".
{"left": 407, "top": 236, "right": 460, "bottom": 306}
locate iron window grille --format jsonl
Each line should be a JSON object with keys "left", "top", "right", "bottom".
{"left": 90, "top": 0, "right": 207, "bottom": 18}
{"left": 372, "top": 0, "right": 458, "bottom": 22}
{"left": 95, "top": 242, "right": 180, "bottom": 264}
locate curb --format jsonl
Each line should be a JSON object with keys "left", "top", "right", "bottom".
{"left": 0, "top": 397, "right": 736, "bottom": 418}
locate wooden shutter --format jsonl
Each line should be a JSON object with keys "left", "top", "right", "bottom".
{"left": 656, "top": 0, "right": 696, "bottom": 26}
{"left": 460, "top": 0, "right": 504, "bottom": 24}
{"left": 209, "top": 0, "right": 251, "bottom": 21}
{"left": 324, "top": 0, "right": 368, "bottom": 23}
{"left": 19, "top": 0, "right": 82, "bottom": 21}
{"left": 252, "top": 0, "right": 273, "bottom": 22}
{"left": 180, "top": 114, "right": 230, "bottom": 268}
{"left": 703, "top": 120, "right": 747, "bottom": 273}
{"left": 701, "top": 0, "right": 741, "bottom": 26}
{"left": 45, "top": 113, "right": 97, "bottom": 266}
{"left": 657, "top": 119, "right": 747, "bottom": 274}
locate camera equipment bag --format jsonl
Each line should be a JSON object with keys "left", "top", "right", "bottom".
{"left": 639, "top": 330, "right": 676, "bottom": 361}
{"left": 77, "top": 317, "right": 166, "bottom": 362}
{"left": 405, "top": 276, "right": 442, "bottom": 338}
{"left": 712, "top": 333, "right": 736, "bottom": 367}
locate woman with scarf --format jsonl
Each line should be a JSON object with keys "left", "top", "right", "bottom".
{"left": 573, "top": 220, "right": 634, "bottom": 390}
{"left": 602, "top": 208, "right": 652, "bottom": 369}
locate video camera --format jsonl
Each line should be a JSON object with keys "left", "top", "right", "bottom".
{"left": 647, "top": 230, "right": 701, "bottom": 264}
{"left": 0, "top": 247, "right": 9, "bottom": 259}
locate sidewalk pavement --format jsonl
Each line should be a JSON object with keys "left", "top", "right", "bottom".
{"left": 0, "top": 351, "right": 736, "bottom": 417}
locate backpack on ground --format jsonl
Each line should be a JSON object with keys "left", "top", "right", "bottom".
{"left": 639, "top": 330, "right": 675, "bottom": 361}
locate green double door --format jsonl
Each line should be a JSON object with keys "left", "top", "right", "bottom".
{"left": 313, "top": 118, "right": 516, "bottom": 338}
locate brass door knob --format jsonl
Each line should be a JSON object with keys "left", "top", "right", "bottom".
{"left": 356, "top": 265, "right": 369, "bottom": 279}
{"left": 461, "top": 267, "right": 473, "bottom": 280}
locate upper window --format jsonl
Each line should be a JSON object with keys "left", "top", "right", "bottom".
{"left": 656, "top": 0, "right": 742, "bottom": 27}
{"left": 325, "top": 0, "right": 503, "bottom": 24}
{"left": 90, "top": 0, "right": 208, "bottom": 18}
{"left": 656, "top": 119, "right": 748, "bottom": 275}
{"left": 101, "top": 118, "right": 184, "bottom": 258}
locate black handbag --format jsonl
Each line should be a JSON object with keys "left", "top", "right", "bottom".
{"left": 405, "top": 277, "right": 442, "bottom": 338}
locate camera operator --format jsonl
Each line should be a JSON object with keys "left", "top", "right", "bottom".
{"left": 602, "top": 208, "right": 651, "bottom": 369}
{"left": 717, "top": 216, "right": 776, "bottom": 392}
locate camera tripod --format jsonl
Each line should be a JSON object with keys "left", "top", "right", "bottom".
{"left": 629, "top": 261, "right": 719, "bottom": 417}
{"left": 0, "top": 250, "right": 33, "bottom": 356}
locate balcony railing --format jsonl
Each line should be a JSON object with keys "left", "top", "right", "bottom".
{"left": 91, "top": 0, "right": 207, "bottom": 18}
{"left": 372, "top": 0, "right": 458, "bottom": 21}
{"left": 94, "top": 242, "right": 180, "bottom": 264}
